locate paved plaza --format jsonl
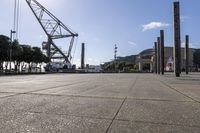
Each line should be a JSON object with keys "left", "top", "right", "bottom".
{"left": 0, "top": 73, "right": 200, "bottom": 133}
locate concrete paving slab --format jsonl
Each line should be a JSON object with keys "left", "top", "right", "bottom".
{"left": 32, "top": 81, "right": 101, "bottom": 95}
{"left": 0, "top": 73, "right": 200, "bottom": 132}
{"left": 0, "top": 94, "right": 67, "bottom": 115}
{"left": 127, "top": 78, "right": 192, "bottom": 101}
{"left": 0, "top": 80, "right": 88, "bottom": 93}
{"left": 116, "top": 99, "right": 200, "bottom": 127}
{"left": 0, "top": 112, "right": 111, "bottom": 133}
{"left": 33, "top": 74, "right": 137, "bottom": 98}
{"left": 171, "top": 84, "right": 200, "bottom": 102}
{"left": 80, "top": 83, "right": 132, "bottom": 98}
{"left": 80, "top": 77, "right": 191, "bottom": 101}
{"left": 31, "top": 96, "right": 124, "bottom": 119}
{"left": 0, "top": 92, "right": 17, "bottom": 98}
{"left": 108, "top": 120, "right": 200, "bottom": 133}
{"left": 158, "top": 73, "right": 200, "bottom": 85}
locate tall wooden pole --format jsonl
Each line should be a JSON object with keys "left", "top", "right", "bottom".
{"left": 173, "top": 2, "right": 181, "bottom": 77}
{"left": 160, "top": 30, "right": 165, "bottom": 75}
{"left": 185, "top": 35, "right": 189, "bottom": 74}
{"left": 154, "top": 42, "right": 158, "bottom": 74}
{"left": 157, "top": 37, "right": 161, "bottom": 74}
{"left": 81, "top": 43, "right": 85, "bottom": 69}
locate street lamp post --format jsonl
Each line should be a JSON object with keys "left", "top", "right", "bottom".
{"left": 9, "top": 30, "right": 16, "bottom": 71}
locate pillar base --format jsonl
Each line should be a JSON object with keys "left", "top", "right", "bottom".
{"left": 175, "top": 73, "right": 180, "bottom": 77}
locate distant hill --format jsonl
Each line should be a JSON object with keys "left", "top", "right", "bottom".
{"left": 117, "top": 55, "right": 137, "bottom": 64}
{"left": 116, "top": 48, "right": 154, "bottom": 64}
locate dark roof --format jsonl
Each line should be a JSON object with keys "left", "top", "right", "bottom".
{"left": 139, "top": 48, "right": 154, "bottom": 55}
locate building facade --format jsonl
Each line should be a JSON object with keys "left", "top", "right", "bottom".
{"left": 137, "top": 47, "right": 195, "bottom": 72}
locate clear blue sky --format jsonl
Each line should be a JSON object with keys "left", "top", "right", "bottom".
{"left": 1, "top": 0, "right": 200, "bottom": 66}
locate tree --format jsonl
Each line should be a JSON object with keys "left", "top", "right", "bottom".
{"left": 117, "top": 61, "right": 126, "bottom": 71}
{"left": 20, "top": 45, "right": 49, "bottom": 72}
{"left": 1, "top": 34, "right": 50, "bottom": 73}
{"left": 32, "top": 47, "right": 46, "bottom": 72}
{"left": 0, "top": 35, "right": 10, "bottom": 72}
{"left": 42, "top": 54, "right": 50, "bottom": 63}
{"left": 12, "top": 40, "right": 23, "bottom": 72}
{"left": 20, "top": 45, "right": 33, "bottom": 72}
{"left": 32, "top": 47, "right": 43, "bottom": 63}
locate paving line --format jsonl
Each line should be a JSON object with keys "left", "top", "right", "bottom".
{"left": 155, "top": 75, "right": 200, "bottom": 104}
{"left": 27, "top": 80, "right": 88, "bottom": 93}
{"left": 28, "top": 93, "right": 126, "bottom": 100}
{"left": 126, "top": 97, "right": 194, "bottom": 103}
{"left": 115, "top": 119, "right": 200, "bottom": 128}
{"left": 105, "top": 97, "right": 127, "bottom": 133}
{"left": 29, "top": 111, "right": 113, "bottom": 121}
{"left": 128, "top": 77, "right": 138, "bottom": 91}
{"left": 1, "top": 92, "right": 194, "bottom": 103}
{"left": 104, "top": 76, "right": 139, "bottom": 132}
{"left": 0, "top": 81, "right": 88, "bottom": 99}
{"left": 0, "top": 93, "right": 22, "bottom": 99}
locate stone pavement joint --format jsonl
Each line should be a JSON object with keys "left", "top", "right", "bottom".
{"left": 105, "top": 97, "right": 127, "bottom": 133}
{"left": 156, "top": 75, "right": 200, "bottom": 103}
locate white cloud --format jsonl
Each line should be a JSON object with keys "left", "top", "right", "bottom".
{"left": 88, "top": 58, "right": 93, "bottom": 61}
{"left": 181, "top": 42, "right": 197, "bottom": 48}
{"left": 39, "top": 35, "right": 47, "bottom": 38}
{"left": 71, "top": 58, "right": 81, "bottom": 67}
{"left": 86, "top": 58, "right": 100, "bottom": 65}
{"left": 80, "top": 31, "right": 85, "bottom": 36}
{"left": 94, "top": 37, "right": 100, "bottom": 42}
{"left": 128, "top": 41, "right": 137, "bottom": 46}
{"left": 142, "top": 22, "right": 170, "bottom": 31}
{"left": 39, "top": 35, "right": 43, "bottom": 38}
{"left": 180, "top": 16, "right": 189, "bottom": 22}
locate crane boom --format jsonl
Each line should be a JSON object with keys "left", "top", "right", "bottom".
{"left": 26, "top": 0, "right": 78, "bottom": 63}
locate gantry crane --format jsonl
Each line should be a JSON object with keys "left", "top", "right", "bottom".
{"left": 26, "top": 0, "right": 78, "bottom": 66}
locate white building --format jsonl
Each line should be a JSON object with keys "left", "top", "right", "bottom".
{"left": 86, "top": 65, "right": 102, "bottom": 73}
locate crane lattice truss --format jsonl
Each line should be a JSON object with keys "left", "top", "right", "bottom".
{"left": 26, "top": 0, "right": 78, "bottom": 63}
